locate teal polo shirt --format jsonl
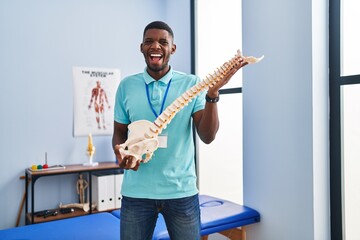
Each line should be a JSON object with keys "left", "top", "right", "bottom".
{"left": 114, "top": 67, "right": 206, "bottom": 199}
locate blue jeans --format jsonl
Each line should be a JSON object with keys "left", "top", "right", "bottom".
{"left": 120, "top": 194, "right": 200, "bottom": 240}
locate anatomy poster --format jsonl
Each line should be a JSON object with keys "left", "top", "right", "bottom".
{"left": 73, "top": 66, "right": 120, "bottom": 136}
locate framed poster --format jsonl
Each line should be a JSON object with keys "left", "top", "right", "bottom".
{"left": 73, "top": 66, "right": 120, "bottom": 136}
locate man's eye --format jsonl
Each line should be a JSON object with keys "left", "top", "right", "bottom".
{"left": 144, "top": 40, "right": 153, "bottom": 44}
{"left": 160, "top": 41, "right": 168, "bottom": 45}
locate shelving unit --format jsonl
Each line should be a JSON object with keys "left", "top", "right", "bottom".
{"left": 25, "top": 162, "right": 122, "bottom": 224}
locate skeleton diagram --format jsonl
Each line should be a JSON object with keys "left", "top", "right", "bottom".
{"left": 88, "top": 81, "right": 111, "bottom": 129}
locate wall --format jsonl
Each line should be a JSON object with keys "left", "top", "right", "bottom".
{"left": 242, "top": 0, "right": 330, "bottom": 239}
{"left": 0, "top": 0, "right": 331, "bottom": 238}
{"left": 0, "top": 0, "right": 191, "bottom": 229}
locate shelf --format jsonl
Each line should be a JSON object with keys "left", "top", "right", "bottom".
{"left": 26, "top": 207, "right": 120, "bottom": 224}
{"left": 26, "top": 208, "right": 89, "bottom": 224}
{"left": 25, "top": 161, "right": 123, "bottom": 225}
{"left": 26, "top": 162, "right": 121, "bottom": 178}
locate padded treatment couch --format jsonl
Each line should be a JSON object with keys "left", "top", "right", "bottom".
{"left": 0, "top": 195, "right": 260, "bottom": 240}
{"left": 0, "top": 212, "right": 120, "bottom": 240}
{"left": 111, "top": 195, "right": 260, "bottom": 240}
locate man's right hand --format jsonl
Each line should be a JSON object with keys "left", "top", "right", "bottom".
{"left": 114, "top": 145, "right": 140, "bottom": 171}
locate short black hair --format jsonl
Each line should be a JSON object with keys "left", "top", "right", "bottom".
{"left": 143, "top": 21, "right": 174, "bottom": 40}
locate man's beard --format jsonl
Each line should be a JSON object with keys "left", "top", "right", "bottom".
{"left": 147, "top": 62, "right": 168, "bottom": 72}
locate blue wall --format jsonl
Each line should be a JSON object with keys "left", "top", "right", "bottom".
{"left": 0, "top": 0, "right": 191, "bottom": 229}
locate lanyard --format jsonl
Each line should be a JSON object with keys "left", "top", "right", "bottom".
{"left": 145, "top": 79, "right": 172, "bottom": 118}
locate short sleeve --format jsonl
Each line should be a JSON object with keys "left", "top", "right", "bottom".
{"left": 114, "top": 80, "right": 130, "bottom": 124}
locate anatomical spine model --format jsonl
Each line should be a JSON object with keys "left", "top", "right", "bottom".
{"left": 119, "top": 50, "right": 264, "bottom": 168}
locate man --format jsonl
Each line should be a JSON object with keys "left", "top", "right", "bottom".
{"left": 112, "top": 21, "right": 247, "bottom": 240}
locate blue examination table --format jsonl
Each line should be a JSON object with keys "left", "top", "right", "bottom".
{"left": 111, "top": 195, "right": 260, "bottom": 240}
{"left": 0, "top": 212, "right": 120, "bottom": 240}
{"left": 0, "top": 195, "right": 260, "bottom": 240}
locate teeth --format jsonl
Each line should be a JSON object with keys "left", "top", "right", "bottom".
{"left": 151, "top": 54, "right": 162, "bottom": 57}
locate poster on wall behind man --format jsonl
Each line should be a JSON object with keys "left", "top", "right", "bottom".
{"left": 73, "top": 66, "right": 120, "bottom": 137}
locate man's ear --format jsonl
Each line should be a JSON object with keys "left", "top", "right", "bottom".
{"left": 171, "top": 44, "right": 177, "bottom": 54}
{"left": 140, "top": 43, "right": 144, "bottom": 53}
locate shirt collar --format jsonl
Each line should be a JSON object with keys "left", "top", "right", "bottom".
{"left": 143, "top": 67, "right": 173, "bottom": 85}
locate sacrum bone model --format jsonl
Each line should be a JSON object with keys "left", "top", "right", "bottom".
{"left": 118, "top": 50, "right": 264, "bottom": 168}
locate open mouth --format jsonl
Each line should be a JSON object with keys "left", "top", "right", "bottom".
{"left": 149, "top": 53, "right": 163, "bottom": 64}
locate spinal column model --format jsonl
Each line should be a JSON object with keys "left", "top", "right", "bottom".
{"left": 118, "top": 50, "right": 264, "bottom": 168}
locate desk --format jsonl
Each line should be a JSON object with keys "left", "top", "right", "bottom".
{"left": 25, "top": 162, "right": 122, "bottom": 224}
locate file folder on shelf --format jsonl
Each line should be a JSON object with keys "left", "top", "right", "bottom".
{"left": 114, "top": 174, "right": 123, "bottom": 208}
{"left": 92, "top": 174, "right": 115, "bottom": 211}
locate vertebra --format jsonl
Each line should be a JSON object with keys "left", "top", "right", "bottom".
{"left": 118, "top": 50, "right": 264, "bottom": 168}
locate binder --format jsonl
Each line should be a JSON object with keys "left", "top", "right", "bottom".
{"left": 92, "top": 174, "right": 114, "bottom": 211}
{"left": 92, "top": 173, "right": 123, "bottom": 211}
{"left": 114, "top": 174, "right": 123, "bottom": 208}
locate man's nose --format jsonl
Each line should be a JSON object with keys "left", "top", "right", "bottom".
{"left": 150, "top": 41, "right": 161, "bottom": 49}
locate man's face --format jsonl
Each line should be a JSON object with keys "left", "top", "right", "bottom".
{"left": 140, "top": 28, "right": 176, "bottom": 77}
